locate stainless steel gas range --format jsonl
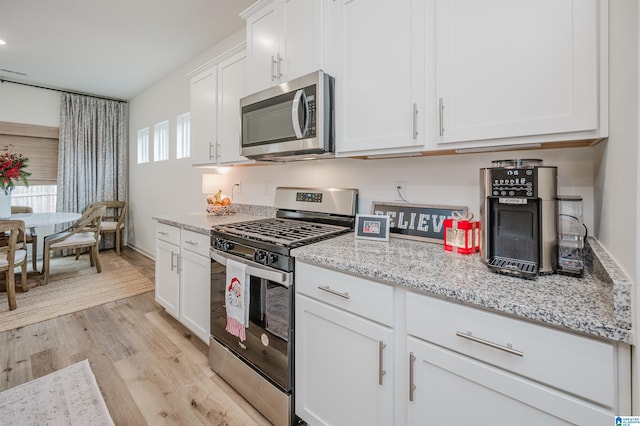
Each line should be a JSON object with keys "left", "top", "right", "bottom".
{"left": 209, "top": 187, "right": 358, "bottom": 426}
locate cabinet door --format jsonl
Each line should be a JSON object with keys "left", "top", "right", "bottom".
{"left": 280, "top": 0, "right": 320, "bottom": 81}
{"left": 155, "top": 239, "right": 180, "bottom": 318}
{"left": 245, "top": 3, "right": 281, "bottom": 93}
{"left": 295, "top": 294, "right": 393, "bottom": 426}
{"left": 190, "top": 67, "right": 217, "bottom": 164}
{"left": 335, "top": 0, "right": 425, "bottom": 154}
{"left": 435, "top": 0, "right": 598, "bottom": 144}
{"left": 217, "top": 51, "right": 250, "bottom": 165}
{"left": 406, "top": 337, "right": 612, "bottom": 426}
{"left": 179, "top": 249, "right": 211, "bottom": 343}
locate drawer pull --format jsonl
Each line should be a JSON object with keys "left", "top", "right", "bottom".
{"left": 455, "top": 331, "right": 524, "bottom": 357}
{"left": 158, "top": 231, "right": 169, "bottom": 236}
{"left": 317, "top": 285, "right": 350, "bottom": 299}
{"left": 378, "top": 340, "right": 386, "bottom": 385}
{"left": 409, "top": 352, "right": 416, "bottom": 401}
{"left": 184, "top": 240, "right": 198, "bottom": 246}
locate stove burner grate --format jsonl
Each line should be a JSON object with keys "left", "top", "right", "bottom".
{"left": 216, "top": 218, "right": 349, "bottom": 247}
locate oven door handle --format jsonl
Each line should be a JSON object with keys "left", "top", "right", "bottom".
{"left": 210, "top": 248, "right": 293, "bottom": 287}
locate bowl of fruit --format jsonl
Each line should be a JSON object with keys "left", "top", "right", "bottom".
{"left": 207, "top": 190, "right": 233, "bottom": 215}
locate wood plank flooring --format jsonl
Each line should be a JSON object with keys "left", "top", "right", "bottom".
{"left": 0, "top": 247, "right": 271, "bottom": 426}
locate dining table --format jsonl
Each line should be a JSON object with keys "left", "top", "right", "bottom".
{"left": 9, "top": 211, "right": 81, "bottom": 228}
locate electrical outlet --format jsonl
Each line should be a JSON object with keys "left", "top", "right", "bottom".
{"left": 234, "top": 182, "right": 241, "bottom": 194}
{"left": 394, "top": 181, "right": 406, "bottom": 201}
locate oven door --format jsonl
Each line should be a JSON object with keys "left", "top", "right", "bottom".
{"left": 210, "top": 248, "right": 293, "bottom": 392}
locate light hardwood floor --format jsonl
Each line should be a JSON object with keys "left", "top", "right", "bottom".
{"left": 0, "top": 247, "right": 271, "bottom": 426}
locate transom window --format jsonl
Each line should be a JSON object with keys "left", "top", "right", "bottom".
{"left": 154, "top": 120, "right": 170, "bottom": 162}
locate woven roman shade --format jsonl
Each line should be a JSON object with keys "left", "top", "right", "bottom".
{"left": 0, "top": 121, "right": 59, "bottom": 185}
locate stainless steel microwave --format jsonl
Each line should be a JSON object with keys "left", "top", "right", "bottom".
{"left": 240, "top": 71, "right": 334, "bottom": 161}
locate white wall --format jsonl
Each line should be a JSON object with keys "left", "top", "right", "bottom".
{"left": 127, "top": 29, "right": 246, "bottom": 256}
{"left": 0, "top": 82, "right": 60, "bottom": 126}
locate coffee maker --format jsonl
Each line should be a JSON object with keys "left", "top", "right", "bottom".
{"left": 480, "top": 159, "right": 557, "bottom": 279}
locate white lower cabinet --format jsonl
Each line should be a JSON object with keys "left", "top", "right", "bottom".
{"left": 179, "top": 230, "right": 211, "bottom": 343}
{"left": 155, "top": 224, "right": 180, "bottom": 318}
{"left": 155, "top": 223, "right": 211, "bottom": 344}
{"left": 405, "top": 292, "right": 625, "bottom": 426}
{"left": 294, "top": 262, "right": 630, "bottom": 425}
{"left": 295, "top": 262, "right": 394, "bottom": 426}
{"left": 406, "top": 337, "right": 611, "bottom": 425}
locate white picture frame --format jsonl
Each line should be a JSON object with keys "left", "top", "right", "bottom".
{"left": 355, "top": 214, "right": 390, "bottom": 241}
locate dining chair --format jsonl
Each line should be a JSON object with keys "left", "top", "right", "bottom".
{"left": 97, "top": 201, "right": 127, "bottom": 255}
{"left": 75, "top": 201, "right": 127, "bottom": 257}
{"left": 11, "top": 206, "right": 38, "bottom": 271}
{"left": 0, "top": 220, "right": 28, "bottom": 310}
{"left": 42, "top": 204, "right": 106, "bottom": 285}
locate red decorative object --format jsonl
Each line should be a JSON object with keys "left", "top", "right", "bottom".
{"left": 444, "top": 213, "right": 480, "bottom": 254}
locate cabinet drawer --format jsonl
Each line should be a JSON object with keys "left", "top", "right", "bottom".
{"left": 156, "top": 222, "right": 180, "bottom": 245}
{"left": 296, "top": 262, "right": 394, "bottom": 327}
{"left": 180, "top": 229, "right": 210, "bottom": 257}
{"left": 406, "top": 292, "right": 616, "bottom": 408}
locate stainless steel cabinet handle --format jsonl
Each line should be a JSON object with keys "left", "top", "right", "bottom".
{"left": 317, "top": 285, "right": 350, "bottom": 299}
{"left": 184, "top": 240, "right": 198, "bottom": 246}
{"left": 455, "top": 331, "right": 524, "bottom": 357}
{"left": 216, "top": 142, "right": 221, "bottom": 161}
{"left": 412, "top": 103, "right": 419, "bottom": 140}
{"left": 277, "top": 53, "right": 283, "bottom": 77}
{"left": 438, "top": 98, "right": 445, "bottom": 137}
{"left": 170, "top": 251, "right": 177, "bottom": 272}
{"left": 158, "top": 231, "right": 169, "bottom": 236}
{"left": 271, "top": 55, "right": 278, "bottom": 81}
{"left": 409, "top": 352, "right": 416, "bottom": 401}
{"left": 378, "top": 340, "right": 387, "bottom": 385}
{"left": 209, "top": 142, "right": 215, "bottom": 160}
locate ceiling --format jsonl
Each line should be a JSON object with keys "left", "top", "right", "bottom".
{"left": 0, "top": 0, "right": 254, "bottom": 100}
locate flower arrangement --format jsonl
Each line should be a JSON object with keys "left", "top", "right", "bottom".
{"left": 0, "top": 145, "right": 30, "bottom": 192}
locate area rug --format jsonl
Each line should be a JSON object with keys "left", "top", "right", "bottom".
{"left": 0, "top": 359, "right": 114, "bottom": 425}
{"left": 0, "top": 251, "right": 154, "bottom": 332}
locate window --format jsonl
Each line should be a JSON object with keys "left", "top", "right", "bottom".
{"left": 137, "top": 128, "right": 149, "bottom": 164}
{"left": 176, "top": 112, "right": 191, "bottom": 159}
{"left": 12, "top": 185, "right": 57, "bottom": 213}
{"left": 154, "top": 120, "right": 170, "bottom": 162}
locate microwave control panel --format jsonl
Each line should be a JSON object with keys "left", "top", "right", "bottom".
{"left": 303, "top": 89, "right": 317, "bottom": 138}
{"left": 490, "top": 167, "right": 536, "bottom": 198}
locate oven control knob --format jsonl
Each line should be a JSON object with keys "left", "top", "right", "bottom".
{"left": 217, "top": 240, "right": 234, "bottom": 251}
{"left": 266, "top": 254, "right": 278, "bottom": 265}
{"left": 255, "top": 250, "right": 266, "bottom": 263}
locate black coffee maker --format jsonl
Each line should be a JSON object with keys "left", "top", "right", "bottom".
{"left": 479, "top": 159, "right": 557, "bottom": 279}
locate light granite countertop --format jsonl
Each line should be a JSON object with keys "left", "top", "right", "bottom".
{"left": 152, "top": 204, "right": 276, "bottom": 234}
{"left": 292, "top": 234, "right": 633, "bottom": 344}
{"left": 151, "top": 207, "right": 633, "bottom": 344}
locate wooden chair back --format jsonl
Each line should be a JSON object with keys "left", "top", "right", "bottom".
{"left": 0, "top": 220, "right": 27, "bottom": 310}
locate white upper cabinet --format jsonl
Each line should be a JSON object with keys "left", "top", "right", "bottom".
{"left": 190, "top": 67, "right": 217, "bottom": 164}
{"left": 432, "top": 0, "right": 605, "bottom": 149}
{"left": 242, "top": 0, "right": 335, "bottom": 94}
{"left": 189, "top": 45, "right": 252, "bottom": 166}
{"left": 217, "top": 51, "right": 249, "bottom": 164}
{"left": 335, "top": 0, "right": 426, "bottom": 156}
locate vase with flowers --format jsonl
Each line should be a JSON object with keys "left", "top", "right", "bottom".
{"left": 0, "top": 146, "right": 30, "bottom": 218}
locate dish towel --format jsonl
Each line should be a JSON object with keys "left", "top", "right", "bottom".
{"left": 225, "top": 259, "right": 249, "bottom": 341}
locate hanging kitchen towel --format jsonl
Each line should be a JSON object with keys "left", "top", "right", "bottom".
{"left": 225, "top": 259, "right": 250, "bottom": 341}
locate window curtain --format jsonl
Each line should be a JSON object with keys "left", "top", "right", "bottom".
{"left": 58, "top": 93, "right": 128, "bottom": 249}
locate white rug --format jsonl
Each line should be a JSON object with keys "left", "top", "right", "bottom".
{"left": 0, "top": 360, "right": 114, "bottom": 426}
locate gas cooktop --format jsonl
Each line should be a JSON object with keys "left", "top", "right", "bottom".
{"left": 211, "top": 217, "right": 349, "bottom": 248}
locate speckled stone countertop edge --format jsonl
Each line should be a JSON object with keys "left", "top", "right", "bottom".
{"left": 587, "top": 237, "right": 633, "bottom": 331}
{"left": 291, "top": 234, "right": 633, "bottom": 345}
{"left": 152, "top": 204, "right": 276, "bottom": 234}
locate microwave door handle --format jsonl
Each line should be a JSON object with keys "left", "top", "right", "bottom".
{"left": 291, "top": 89, "right": 308, "bottom": 138}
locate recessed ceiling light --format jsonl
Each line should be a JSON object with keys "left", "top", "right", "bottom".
{"left": 0, "top": 40, "right": 6, "bottom": 45}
